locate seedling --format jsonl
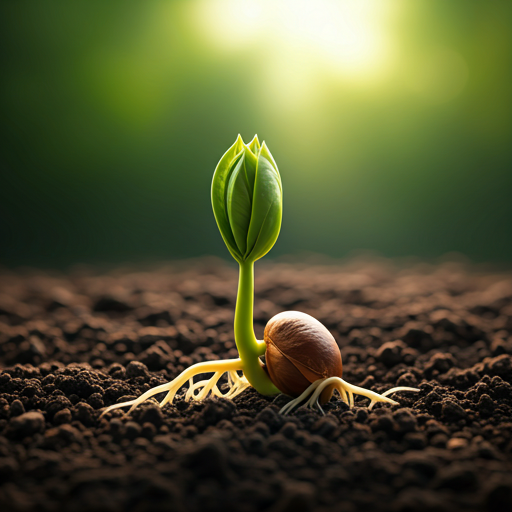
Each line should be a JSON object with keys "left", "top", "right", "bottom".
{"left": 101, "top": 135, "right": 418, "bottom": 418}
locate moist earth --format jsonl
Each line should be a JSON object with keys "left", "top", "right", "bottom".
{"left": 0, "top": 258, "right": 511, "bottom": 512}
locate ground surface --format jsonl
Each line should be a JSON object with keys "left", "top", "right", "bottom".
{"left": 1, "top": 258, "right": 512, "bottom": 512}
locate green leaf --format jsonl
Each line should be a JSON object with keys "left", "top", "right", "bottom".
{"left": 212, "top": 135, "right": 282, "bottom": 264}
{"left": 260, "top": 142, "right": 282, "bottom": 191}
{"left": 211, "top": 136, "right": 244, "bottom": 262}
{"left": 246, "top": 155, "right": 282, "bottom": 261}
{"left": 227, "top": 153, "right": 252, "bottom": 255}
{"left": 243, "top": 144, "right": 258, "bottom": 198}
{"left": 247, "top": 134, "right": 260, "bottom": 154}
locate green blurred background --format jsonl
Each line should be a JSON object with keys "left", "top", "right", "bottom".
{"left": 1, "top": 0, "right": 511, "bottom": 268}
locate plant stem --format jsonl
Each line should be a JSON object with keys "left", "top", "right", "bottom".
{"left": 235, "top": 261, "right": 280, "bottom": 396}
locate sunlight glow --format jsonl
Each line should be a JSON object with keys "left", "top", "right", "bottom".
{"left": 194, "top": 0, "right": 263, "bottom": 49}
{"left": 194, "top": 0, "right": 397, "bottom": 81}
{"left": 275, "top": 0, "right": 393, "bottom": 78}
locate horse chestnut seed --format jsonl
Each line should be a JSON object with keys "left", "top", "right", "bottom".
{"left": 263, "top": 311, "right": 343, "bottom": 403}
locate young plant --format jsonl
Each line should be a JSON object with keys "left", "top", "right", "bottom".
{"left": 101, "top": 135, "right": 418, "bottom": 418}
{"left": 101, "top": 135, "right": 280, "bottom": 417}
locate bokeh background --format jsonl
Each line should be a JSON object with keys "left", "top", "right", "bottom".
{"left": 1, "top": 0, "right": 511, "bottom": 268}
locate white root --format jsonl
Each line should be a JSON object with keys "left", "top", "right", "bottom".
{"left": 99, "top": 358, "right": 419, "bottom": 420}
{"left": 280, "top": 377, "right": 420, "bottom": 416}
{"left": 100, "top": 358, "right": 250, "bottom": 418}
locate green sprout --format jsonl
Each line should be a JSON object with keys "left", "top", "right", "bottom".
{"left": 101, "top": 135, "right": 419, "bottom": 419}
{"left": 212, "top": 134, "right": 282, "bottom": 396}
{"left": 101, "top": 135, "right": 282, "bottom": 416}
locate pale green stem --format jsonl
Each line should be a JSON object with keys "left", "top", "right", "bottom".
{"left": 235, "top": 261, "right": 280, "bottom": 396}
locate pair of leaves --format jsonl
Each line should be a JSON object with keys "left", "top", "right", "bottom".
{"left": 212, "top": 135, "right": 282, "bottom": 264}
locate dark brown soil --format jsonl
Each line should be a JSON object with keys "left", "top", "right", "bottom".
{"left": 1, "top": 258, "right": 512, "bottom": 512}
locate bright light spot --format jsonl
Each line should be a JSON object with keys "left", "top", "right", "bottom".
{"left": 275, "top": 0, "right": 393, "bottom": 79}
{"left": 408, "top": 48, "right": 469, "bottom": 104}
{"left": 194, "top": 0, "right": 263, "bottom": 49}
{"left": 193, "top": 0, "right": 397, "bottom": 80}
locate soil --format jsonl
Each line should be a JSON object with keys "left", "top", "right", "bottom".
{"left": 0, "top": 257, "right": 512, "bottom": 512}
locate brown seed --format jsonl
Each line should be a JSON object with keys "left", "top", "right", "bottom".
{"left": 263, "top": 311, "right": 343, "bottom": 403}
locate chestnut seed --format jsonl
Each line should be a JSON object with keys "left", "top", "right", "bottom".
{"left": 263, "top": 311, "right": 343, "bottom": 403}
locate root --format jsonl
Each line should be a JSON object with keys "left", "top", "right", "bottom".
{"left": 280, "top": 377, "right": 420, "bottom": 416}
{"left": 99, "top": 359, "right": 419, "bottom": 419}
{"left": 100, "top": 358, "right": 249, "bottom": 418}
